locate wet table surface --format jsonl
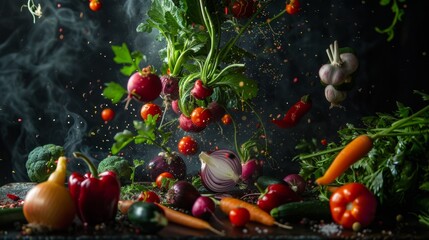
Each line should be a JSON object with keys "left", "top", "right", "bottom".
{"left": 1, "top": 182, "right": 429, "bottom": 239}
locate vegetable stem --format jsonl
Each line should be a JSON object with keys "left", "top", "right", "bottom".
{"left": 73, "top": 152, "right": 99, "bottom": 178}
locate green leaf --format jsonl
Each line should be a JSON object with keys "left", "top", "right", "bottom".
{"left": 103, "top": 82, "right": 127, "bottom": 104}
{"left": 111, "top": 43, "right": 145, "bottom": 76}
{"left": 216, "top": 72, "right": 258, "bottom": 101}
{"left": 379, "top": 0, "right": 391, "bottom": 6}
{"left": 112, "top": 130, "right": 135, "bottom": 154}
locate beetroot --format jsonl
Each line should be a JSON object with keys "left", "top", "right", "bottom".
{"left": 125, "top": 70, "right": 162, "bottom": 109}
{"left": 241, "top": 159, "right": 263, "bottom": 184}
{"left": 171, "top": 100, "right": 181, "bottom": 115}
{"left": 207, "top": 102, "right": 226, "bottom": 122}
{"left": 147, "top": 152, "right": 186, "bottom": 181}
{"left": 160, "top": 75, "right": 179, "bottom": 100}
{"left": 178, "top": 114, "right": 205, "bottom": 132}
{"left": 191, "top": 79, "right": 213, "bottom": 100}
{"left": 166, "top": 180, "right": 201, "bottom": 211}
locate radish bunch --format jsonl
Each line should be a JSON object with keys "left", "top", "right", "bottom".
{"left": 318, "top": 41, "right": 359, "bottom": 108}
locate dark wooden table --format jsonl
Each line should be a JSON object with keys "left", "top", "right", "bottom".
{"left": 1, "top": 182, "right": 429, "bottom": 239}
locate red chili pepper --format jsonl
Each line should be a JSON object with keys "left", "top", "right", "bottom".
{"left": 6, "top": 193, "right": 20, "bottom": 201}
{"left": 272, "top": 94, "right": 312, "bottom": 128}
{"left": 68, "top": 152, "right": 120, "bottom": 225}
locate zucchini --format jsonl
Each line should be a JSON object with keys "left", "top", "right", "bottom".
{"left": 127, "top": 202, "right": 168, "bottom": 234}
{"left": 0, "top": 207, "right": 27, "bottom": 225}
{"left": 270, "top": 200, "right": 332, "bottom": 222}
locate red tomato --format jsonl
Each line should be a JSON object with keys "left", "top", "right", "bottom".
{"left": 229, "top": 207, "right": 250, "bottom": 227}
{"left": 178, "top": 136, "right": 199, "bottom": 156}
{"left": 330, "top": 183, "right": 377, "bottom": 230}
{"left": 101, "top": 108, "right": 115, "bottom": 122}
{"left": 137, "top": 190, "right": 160, "bottom": 203}
{"left": 190, "top": 107, "right": 212, "bottom": 128}
{"left": 221, "top": 114, "right": 232, "bottom": 125}
{"left": 155, "top": 172, "right": 174, "bottom": 189}
{"left": 89, "top": 0, "right": 102, "bottom": 11}
{"left": 285, "top": 0, "right": 300, "bottom": 15}
{"left": 140, "top": 103, "right": 162, "bottom": 121}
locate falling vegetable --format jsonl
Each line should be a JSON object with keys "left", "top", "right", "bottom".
{"left": 23, "top": 156, "right": 76, "bottom": 230}
{"left": 69, "top": 152, "right": 121, "bottom": 225}
{"left": 315, "top": 135, "right": 373, "bottom": 185}
{"left": 272, "top": 95, "right": 312, "bottom": 128}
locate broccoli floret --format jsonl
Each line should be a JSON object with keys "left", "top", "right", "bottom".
{"left": 26, "top": 144, "right": 65, "bottom": 183}
{"left": 97, "top": 156, "right": 132, "bottom": 184}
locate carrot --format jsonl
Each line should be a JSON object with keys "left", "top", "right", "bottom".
{"left": 316, "top": 134, "right": 373, "bottom": 185}
{"left": 219, "top": 197, "right": 292, "bottom": 229}
{"left": 155, "top": 203, "right": 224, "bottom": 236}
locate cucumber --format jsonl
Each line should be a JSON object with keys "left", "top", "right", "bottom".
{"left": 270, "top": 200, "right": 332, "bottom": 222}
{"left": 0, "top": 207, "right": 27, "bottom": 225}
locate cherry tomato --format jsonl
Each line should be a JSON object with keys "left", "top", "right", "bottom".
{"left": 89, "top": 0, "right": 102, "bottom": 12}
{"left": 285, "top": 0, "right": 300, "bottom": 15}
{"left": 137, "top": 190, "right": 160, "bottom": 203}
{"left": 190, "top": 107, "right": 213, "bottom": 128}
{"left": 229, "top": 207, "right": 250, "bottom": 227}
{"left": 330, "top": 183, "right": 377, "bottom": 230}
{"left": 155, "top": 172, "right": 175, "bottom": 189}
{"left": 221, "top": 114, "right": 232, "bottom": 125}
{"left": 140, "top": 103, "right": 162, "bottom": 121}
{"left": 178, "top": 136, "right": 199, "bottom": 156}
{"left": 101, "top": 108, "right": 115, "bottom": 122}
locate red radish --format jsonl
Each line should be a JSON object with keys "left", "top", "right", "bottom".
{"left": 191, "top": 79, "right": 213, "bottom": 100}
{"left": 324, "top": 85, "right": 347, "bottom": 108}
{"left": 147, "top": 152, "right": 187, "bottom": 181}
{"left": 172, "top": 100, "right": 181, "bottom": 115}
{"left": 160, "top": 75, "right": 179, "bottom": 100}
{"left": 192, "top": 196, "right": 216, "bottom": 220}
{"left": 125, "top": 66, "right": 162, "bottom": 109}
{"left": 179, "top": 114, "right": 205, "bottom": 132}
{"left": 241, "top": 159, "right": 263, "bottom": 184}
{"left": 318, "top": 41, "right": 358, "bottom": 86}
{"left": 283, "top": 174, "right": 306, "bottom": 195}
{"left": 207, "top": 102, "right": 226, "bottom": 122}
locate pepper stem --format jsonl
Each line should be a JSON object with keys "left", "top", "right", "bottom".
{"left": 73, "top": 152, "right": 99, "bottom": 178}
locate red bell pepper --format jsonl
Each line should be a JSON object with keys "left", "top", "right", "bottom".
{"left": 69, "top": 152, "right": 121, "bottom": 225}
{"left": 257, "top": 183, "right": 302, "bottom": 212}
{"left": 329, "top": 182, "right": 377, "bottom": 230}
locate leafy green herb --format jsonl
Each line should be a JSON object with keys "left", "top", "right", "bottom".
{"left": 375, "top": 0, "right": 407, "bottom": 41}
{"left": 111, "top": 115, "right": 173, "bottom": 155}
{"left": 102, "top": 82, "right": 127, "bottom": 104}
{"left": 295, "top": 91, "right": 429, "bottom": 217}
{"left": 111, "top": 43, "right": 145, "bottom": 76}
{"left": 137, "top": 0, "right": 208, "bottom": 77}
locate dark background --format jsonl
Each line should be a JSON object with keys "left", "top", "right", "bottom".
{"left": 1, "top": 0, "right": 428, "bottom": 186}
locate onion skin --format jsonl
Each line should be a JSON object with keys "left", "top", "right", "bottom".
{"left": 23, "top": 156, "right": 76, "bottom": 230}
{"left": 199, "top": 150, "right": 242, "bottom": 193}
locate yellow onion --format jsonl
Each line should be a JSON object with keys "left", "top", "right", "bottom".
{"left": 23, "top": 156, "right": 76, "bottom": 230}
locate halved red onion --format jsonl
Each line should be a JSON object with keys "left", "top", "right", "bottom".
{"left": 199, "top": 150, "right": 242, "bottom": 193}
